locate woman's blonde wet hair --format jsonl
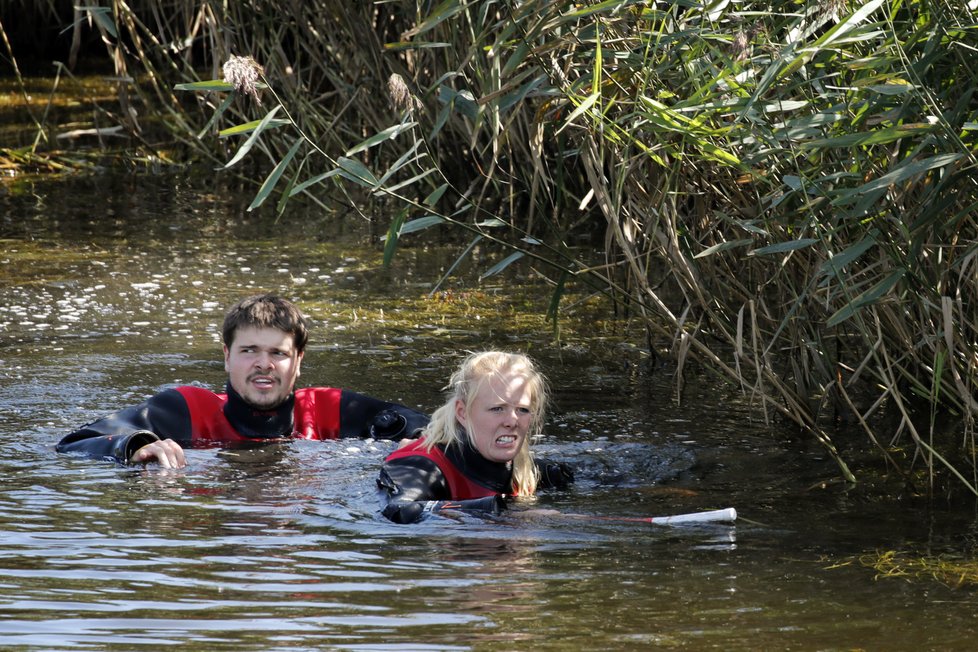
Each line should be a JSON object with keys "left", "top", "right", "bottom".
{"left": 421, "top": 351, "right": 548, "bottom": 495}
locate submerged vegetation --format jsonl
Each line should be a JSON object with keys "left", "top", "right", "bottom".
{"left": 861, "top": 549, "right": 978, "bottom": 589}
{"left": 3, "top": 1, "right": 977, "bottom": 497}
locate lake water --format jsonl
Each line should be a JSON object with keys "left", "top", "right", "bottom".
{"left": 2, "top": 171, "right": 978, "bottom": 650}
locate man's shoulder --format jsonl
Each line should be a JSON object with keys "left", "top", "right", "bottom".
{"left": 155, "top": 385, "right": 226, "bottom": 407}
{"left": 295, "top": 386, "right": 341, "bottom": 395}
{"left": 386, "top": 438, "right": 442, "bottom": 461}
{"left": 292, "top": 387, "right": 342, "bottom": 412}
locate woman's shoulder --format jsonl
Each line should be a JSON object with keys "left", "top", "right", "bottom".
{"left": 384, "top": 438, "right": 444, "bottom": 462}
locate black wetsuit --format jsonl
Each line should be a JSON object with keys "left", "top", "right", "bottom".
{"left": 57, "top": 383, "right": 428, "bottom": 464}
{"left": 377, "top": 436, "right": 573, "bottom": 524}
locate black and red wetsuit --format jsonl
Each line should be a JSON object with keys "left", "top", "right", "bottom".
{"left": 57, "top": 383, "right": 429, "bottom": 464}
{"left": 377, "top": 436, "right": 573, "bottom": 523}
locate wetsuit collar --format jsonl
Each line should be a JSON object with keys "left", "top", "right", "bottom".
{"left": 443, "top": 431, "right": 513, "bottom": 493}
{"left": 222, "top": 382, "right": 295, "bottom": 439}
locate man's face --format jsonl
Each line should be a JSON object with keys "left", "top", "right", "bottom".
{"left": 224, "top": 326, "right": 303, "bottom": 410}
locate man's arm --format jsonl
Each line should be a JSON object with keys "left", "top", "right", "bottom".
{"left": 339, "top": 390, "right": 429, "bottom": 440}
{"left": 127, "top": 438, "right": 186, "bottom": 468}
{"left": 56, "top": 389, "right": 191, "bottom": 466}
{"left": 535, "top": 458, "right": 575, "bottom": 489}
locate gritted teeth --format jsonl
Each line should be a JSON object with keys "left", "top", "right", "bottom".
{"left": 496, "top": 435, "right": 516, "bottom": 444}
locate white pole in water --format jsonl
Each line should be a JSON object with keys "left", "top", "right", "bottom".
{"left": 524, "top": 507, "right": 739, "bottom": 525}
{"left": 593, "top": 507, "right": 737, "bottom": 525}
{"left": 645, "top": 507, "right": 737, "bottom": 525}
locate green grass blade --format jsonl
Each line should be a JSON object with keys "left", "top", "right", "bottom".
{"left": 223, "top": 105, "right": 284, "bottom": 169}
{"left": 336, "top": 156, "right": 379, "bottom": 187}
{"left": 856, "top": 153, "right": 964, "bottom": 195}
{"left": 803, "top": 123, "right": 938, "bottom": 149}
{"left": 424, "top": 183, "right": 449, "bottom": 207}
{"left": 218, "top": 117, "right": 290, "bottom": 138}
{"left": 399, "top": 215, "right": 446, "bottom": 235}
{"left": 383, "top": 207, "right": 408, "bottom": 268}
{"left": 384, "top": 41, "right": 451, "bottom": 51}
{"left": 289, "top": 169, "right": 342, "bottom": 196}
{"left": 248, "top": 137, "right": 303, "bottom": 212}
{"left": 174, "top": 80, "right": 234, "bottom": 92}
{"left": 750, "top": 238, "right": 818, "bottom": 256}
{"left": 379, "top": 168, "right": 438, "bottom": 194}
{"left": 815, "top": 0, "right": 886, "bottom": 49}
{"left": 818, "top": 232, "right": 878, "bottom": 278}
{"left": 694, "top": 239, "right": 753, "bottom": 259}
{"left": 480, "top": 251, "right": 525, "bottom": 280}
{"left": 430, "top": 235, "right": 483, "bottom": 296}
{"left": 558, "top": 93, "right": 600, "bottom": 134}
{"left": 374, "top": 141, "right": 424, "bottom": 189}
{"left": 275, "top": 157, "right": 304, "bottom": 219}
{"left": 345, "top": 121, "right": 418, "bottom": 157}
{"left": 81, "top": 6, "right": 118, "bottom": 39}
{"left": 196, "top": 92, "right": 235, "bottom": 139}
{"left": 403, "top": 0, "right": 464, "bottom": 39}
{"left": 826, "top": 270, "right": 906, "bottom": 327}
{"left": 547, "top": 271, "right": 568, "bottom": 324}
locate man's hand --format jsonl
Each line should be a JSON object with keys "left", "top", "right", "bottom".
{"left": 129, "top": 439, "right": 186, "bottom": 468}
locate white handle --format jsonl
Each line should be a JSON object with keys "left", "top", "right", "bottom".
{"left": 650, "top": 507, "right": 737, "bottom": 525}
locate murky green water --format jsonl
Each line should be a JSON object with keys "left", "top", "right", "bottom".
{"left": 2, "top": 171, "right": 978, "bottom": 651}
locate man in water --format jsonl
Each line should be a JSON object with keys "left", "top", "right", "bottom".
{"left": 57, "top": 294, "right": 428, "bottom": 468}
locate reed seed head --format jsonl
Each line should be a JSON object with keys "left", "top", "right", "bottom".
{"left": 223, "top": 55, "right": 264, "bottom": 105}
{"left": 387, "top": 73, "right": 421, "bottom": 112}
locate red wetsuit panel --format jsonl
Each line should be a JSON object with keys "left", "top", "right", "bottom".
{"left": 385, "top": 439, "right": 510, "bottom": 499}
{"left": 293, "top": 386, "right": 342, "bottom": 440}
{"left": 175, "top": 385, "right": 343, "bottom": 445}
{"left": 175, "top": 386, "right": 239, "bottom": 446}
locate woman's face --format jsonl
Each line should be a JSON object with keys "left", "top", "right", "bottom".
{"left": 456, "top": 371, "right": 533, "bottom": 463}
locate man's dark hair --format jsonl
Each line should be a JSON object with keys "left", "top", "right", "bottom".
{"left": 222, "top": 294, "right": 309, "bottom": 353}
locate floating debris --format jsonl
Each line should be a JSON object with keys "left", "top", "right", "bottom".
{"left": 859, "top": 549, "right": 978, "bottom": 589}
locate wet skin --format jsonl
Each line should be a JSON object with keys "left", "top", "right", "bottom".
{"left": 456, "top": 371, "right": 533, "bottom": 464}
{"left": 130, "top": 325, "right": 304, "bottom": 469}
{"left": 224, "top": 325, "right": 304, "bottom": 410}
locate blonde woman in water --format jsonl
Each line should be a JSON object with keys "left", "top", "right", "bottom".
{"left": 378, "top": 351, "right": 573, "bottom": 523}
